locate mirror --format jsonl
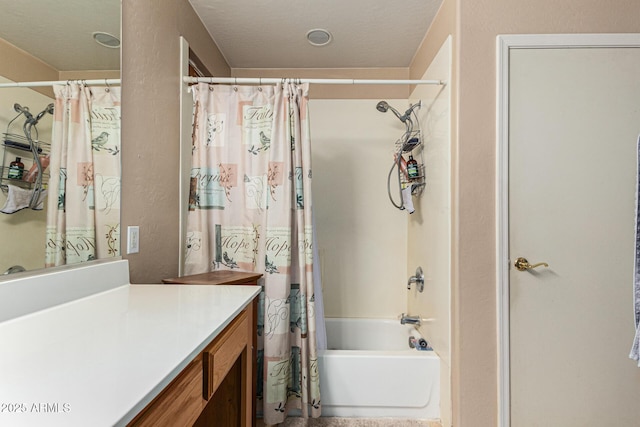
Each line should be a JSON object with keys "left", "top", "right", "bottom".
{"left": 0, "top": 0, "right": 120, "bottom": 274}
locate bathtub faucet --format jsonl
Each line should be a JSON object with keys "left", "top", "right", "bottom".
{"left": 3, "top": 265, "right": 25, "bottom": 275}
{"left": 400, "top": 313, "right": 421, "bottom": 326}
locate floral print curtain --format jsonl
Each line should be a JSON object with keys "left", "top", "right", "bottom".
{"left": 185, "top": 82, "right": 321, "bottom": 424}
{"left": 45, "top": 84, "right": 121, "bottom": 267}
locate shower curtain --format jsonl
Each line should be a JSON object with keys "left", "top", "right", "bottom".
{"left": 185, "top": 82, "right": 321, "bottom": 423}
{"left": 45, "top": 84, "right": 121, "bottom": 267}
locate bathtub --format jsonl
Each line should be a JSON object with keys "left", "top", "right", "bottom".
{"left": 318, "top": 318, "right": 440, "bottom": 419}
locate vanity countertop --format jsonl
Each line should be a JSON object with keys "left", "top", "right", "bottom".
{"left": 0, "top": 282, "right": 260, "bottom": 427}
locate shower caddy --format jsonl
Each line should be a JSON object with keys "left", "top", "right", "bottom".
{"left": 394, "top": 126, "right": 426, "bottom": 195}
{"left": 0, "top": 103, "right": 52, "bottom": 208}
{"left": 376, "top": 100, "right": 426, "bottom": 211}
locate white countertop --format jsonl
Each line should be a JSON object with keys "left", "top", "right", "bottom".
{"left": 0, "top": 282, "right": 260, "bottom": 426}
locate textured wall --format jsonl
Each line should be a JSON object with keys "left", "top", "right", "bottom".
{"left": 121, "top": 0, "right": 229, "bottom": 283}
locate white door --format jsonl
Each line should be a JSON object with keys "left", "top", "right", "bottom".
{"left": 508, "top": 46, "right": 640, "bottom": 426}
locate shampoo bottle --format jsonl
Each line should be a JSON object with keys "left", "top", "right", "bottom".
{"left": 407, "top": 155, "right": 419, "bottom": 179}
{"left": 8, "top": 157, "right": 24, "bottom": 179}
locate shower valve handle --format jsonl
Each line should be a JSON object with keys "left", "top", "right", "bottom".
{"left": 407, "top": 266, "right": 424, "bottom": 292}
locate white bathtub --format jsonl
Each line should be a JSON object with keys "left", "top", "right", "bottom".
{"left": 318, "top": 318, "right": 440, "bottom": 419}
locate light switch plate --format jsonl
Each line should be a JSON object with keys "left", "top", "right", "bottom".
{"left": 127, "top": 226, "right": 140, "bottom": 254}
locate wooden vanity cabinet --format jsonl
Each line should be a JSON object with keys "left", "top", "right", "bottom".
{"left": 162, "top": 271, "right": 262, "bottom": 287}
{"left": 128, "top": 357, "right": 205, "bottom": 426}
{"left": 160, "top": 271, "right": 262, "bottom": 427}
{"left": 128, "top": 299, "right": 256, "bottom": 427}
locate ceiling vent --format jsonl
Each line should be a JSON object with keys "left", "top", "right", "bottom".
{"left": 92, "top": 32, "right": 120, "bottom": 49}
{"left": 306, "top": 29, "right": 332, "bottom": 47}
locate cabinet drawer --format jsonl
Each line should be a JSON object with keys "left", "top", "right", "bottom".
{"left": 203, "top": 309, "right": 249, "bottom": 400}
{"left": 129, "top": 358, "right": 204, "bottom": 427}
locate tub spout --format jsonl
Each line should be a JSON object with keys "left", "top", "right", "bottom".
{"left": 3, "top": 265, "right": 26, "bottom": 275}
{"left": 400, "top": 313, "right": 421, "bottom": 326}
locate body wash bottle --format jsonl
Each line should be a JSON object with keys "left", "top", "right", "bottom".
{"left": 8, "top": 157, "right": 24, "bottom": 179}
{"left": 407, "top": 155, "right": 419, "bottom": 179}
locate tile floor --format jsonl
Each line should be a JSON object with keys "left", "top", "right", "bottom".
{"left": 257, "top": 418, "right": 441, "bottom": 427}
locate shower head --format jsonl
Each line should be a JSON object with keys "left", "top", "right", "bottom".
{"left": 376, "top": 100, "right": 405, "bottom": 122}
{"left": 376, "top": 100, "right": 422, "bottom": 123}
{"left": 15, "top": 103, "right": 53, "bottom": 126}
{"left": 34, "top": 104, "right": 54, "bottom": 122}
{"left": 376, "top": 101, "right": 390, "bottom": 113}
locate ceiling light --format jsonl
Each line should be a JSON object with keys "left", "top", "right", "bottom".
{"left": 92, "top": 32, "right": 120, "bottom": 49}
{"left": 306, "top": 29, "right": 332, "bottom": 47}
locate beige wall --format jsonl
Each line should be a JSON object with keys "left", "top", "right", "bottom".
{"left": 451, "top": 1, "right": 640, "bottom": 427}
{"left": 121, "top": 0, "right": 229, "bottom": 283}
{"left": 233, "top": 68, "right": 410, "bottom": 99}
{"left": 0, "top": 38, "right": 57, "bottom": 98}
{"left": 59, "top": 70, "right": 121, "bottom": 80}
{"left": 310, "top": 99, "right": 409, "bottom": 319}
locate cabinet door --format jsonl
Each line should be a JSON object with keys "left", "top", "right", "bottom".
{"left": 129, "top": 358, "right": 205, "bottom": 427}
{"left": 203, "top": 309, "right": 249, "bottom": 399}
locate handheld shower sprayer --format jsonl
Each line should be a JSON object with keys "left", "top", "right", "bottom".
{"left": 15, "top": 103, "right": 53, "bottom": 125}
{"left": 35, "top": 103, "right": 54, "bottom": 122}
{"left": 376, "top": 100, "right": 422, "bottom": 123}
{"left": 376, "top": 100, "right": 405, "bottom": 121}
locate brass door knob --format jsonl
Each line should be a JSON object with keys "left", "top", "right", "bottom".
{"left": 514, "top": 257, "right": 549, "bottom": 271}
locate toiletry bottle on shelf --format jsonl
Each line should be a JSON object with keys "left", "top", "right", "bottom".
{"left": 8, "top": 157, "right": 24, "bottom": 180}
{"left": 395, "top": 154, "right": 409, "bottom": 180}
{"left": 407, "top": 155, "right": 419, "bottom": 179}
{"left": 23, "top": 155, "right": 50, "bottom": 183}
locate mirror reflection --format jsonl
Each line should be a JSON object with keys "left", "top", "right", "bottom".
{"left": 0, "top": 1, "right": 120, "bottom": 274}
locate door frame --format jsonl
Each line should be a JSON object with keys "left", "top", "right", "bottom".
{"left": 495, "top": 33, "right": 640, "bottom": 427}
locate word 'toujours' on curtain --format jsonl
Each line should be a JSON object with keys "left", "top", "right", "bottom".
{"left": 185, "top": 82, "right": 321, "bottom": 424}
{"left": 45, "top": 84, "right": 121, "bottom": 267}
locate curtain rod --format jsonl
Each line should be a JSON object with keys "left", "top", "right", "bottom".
{"left": 183, "top": 76, "right": 445, "bottom": 86}
{"left": 0, "top": 79, "right": 121, "bottom": 88}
